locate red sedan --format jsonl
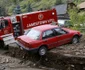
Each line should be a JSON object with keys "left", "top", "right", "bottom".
{"left": 16, "top": 24, "right": 82, "bottom": 56}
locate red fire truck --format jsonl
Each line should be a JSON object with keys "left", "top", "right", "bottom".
{"left": 0, "top": 9, "right": 57, "bottom": 47}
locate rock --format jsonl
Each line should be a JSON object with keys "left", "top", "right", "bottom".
{"left": 33, "top": 63, "right": 36, "bottom": 66}
{"left": 45, "top": 58, "right": 48, "bottom": 61}
{"left": 71, "top": 65, "right": 75, "bottom": 67}
{"left": 6, "top": 58, "right": 9, "bottom": 63}
{"left": 75, "top": 52, "right": 80, "bottom": 55}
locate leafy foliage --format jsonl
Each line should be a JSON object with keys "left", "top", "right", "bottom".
{"left": 0, "top": 0, "right": 84, "bottom": 16}
{"left": 0, "top": 0, "right": 67, "bottom": 15}
{"left": 68, "top": 8, "right": 85, "bottom": 32}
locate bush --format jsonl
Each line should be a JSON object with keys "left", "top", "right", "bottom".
{"left": 68, "top": 8, "right": 85, "bottom": 33}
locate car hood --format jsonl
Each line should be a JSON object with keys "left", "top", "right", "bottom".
{"left": 18, "top": 35, "right": 36, "bottom": 43}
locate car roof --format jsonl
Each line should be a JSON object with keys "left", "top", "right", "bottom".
{"left": 33, "top": 24, "right": 58, "bottom": 31}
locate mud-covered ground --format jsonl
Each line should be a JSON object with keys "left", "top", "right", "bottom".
{"left": 0, "top": 50, "right": 43, "bottom": 70}
{"left": 0, "top": 34, "right": 85, "bottom": 70}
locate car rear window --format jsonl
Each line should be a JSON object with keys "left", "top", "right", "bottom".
{"left": 26, "top": 29, "right": 40, "bottom": 40}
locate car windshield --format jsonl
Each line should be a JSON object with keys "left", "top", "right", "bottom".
{"left": 26, "top": 29, "right": 40, "bottom": 40}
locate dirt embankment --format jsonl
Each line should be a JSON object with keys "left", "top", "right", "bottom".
{"left": 0, "top": 34, "right": 85, "bottom": 70}
{"left": 41, "top": 34, "right": 85, "bottom": 70}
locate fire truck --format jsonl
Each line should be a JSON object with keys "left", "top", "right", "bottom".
{"left": 0, "top": 9, "right": 57, "bottom": 47}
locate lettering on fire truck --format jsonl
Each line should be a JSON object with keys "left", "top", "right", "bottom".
{"left": 27, "top": 19, "right": 55, "bottom": 28}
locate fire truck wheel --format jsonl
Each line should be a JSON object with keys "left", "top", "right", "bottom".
{"left": 0, "top": 40, "right": 5, "bottom": 48}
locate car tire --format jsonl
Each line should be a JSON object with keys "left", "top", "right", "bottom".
{"left": 0, "top": 40, "right": 5, "bottom": 48}
{"left": 71, "top": 36, "right": 79, "bottom": 44}
{"left": 38, "top": 46, "right": 47, "bottom": 56}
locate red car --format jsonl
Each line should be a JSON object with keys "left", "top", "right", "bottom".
{"left": 16, "top": 24, "right": 82, "bottom": 56}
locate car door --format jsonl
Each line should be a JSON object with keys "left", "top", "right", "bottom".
{"left": 42, "top": 29, "right": 58, "bottom": 49}
{"left": 53, "top": 28, "right": 71, "bottom": 46}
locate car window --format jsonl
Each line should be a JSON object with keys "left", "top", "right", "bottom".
{"left": 54, "top": 28, "right": 67, "bottom": 36}
{"left": 26, "top": 29, "right": 40, "bottom": 40}
{"left": 42, "top": 30, "right": 55, "bottom": 39}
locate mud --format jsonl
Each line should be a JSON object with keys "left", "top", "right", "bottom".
{"left": 0, "top": 34, "right": 85, "bottom": 70}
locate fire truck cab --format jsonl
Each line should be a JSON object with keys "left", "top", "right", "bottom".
{"left": 0, "top": 9, "right": 57, "bottom": 48}
{"left": 0, "top": 17, "right": 14, "bottom": 47}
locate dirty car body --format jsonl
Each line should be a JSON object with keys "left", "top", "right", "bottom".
{"left": 16, "top": 24, "right": 82, "bottom": 55}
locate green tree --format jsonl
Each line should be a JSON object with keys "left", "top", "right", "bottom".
{"left": 14, "top": 5, "right": 21, "bottom": 14}
{"left": 12, "top": 0, "right": 17, "bottom": 5}
{"left": 69, "top": 8, "right": 85, "bottom": 32}
{"left": 55, "top": 0, "right": 62, "bottom": 5}
{"left": 1, "top": 0, "right": 85, "bottom": 15}
{"left": 27, "top": 4, "right": 32, "bottom": 12}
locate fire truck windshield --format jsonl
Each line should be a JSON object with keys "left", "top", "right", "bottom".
{"left": 0, "top": 20, "right": 8, "bottom": 29}
{"left": 0, "top": 23, "right": 2, "bottom": 29}
{"left": 0, "top": 20, "right": 3, "bottom": 29}
{"left": 26, "top": 29, "right": 40, "bottom": 40}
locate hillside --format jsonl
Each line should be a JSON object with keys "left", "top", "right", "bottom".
{"left": 0, "top": 0, "right": 57, "bottom": 15}
{"left": 0, "top": 0, "right": 84, "bottom": 16}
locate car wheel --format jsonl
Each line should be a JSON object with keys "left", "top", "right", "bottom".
{"left": 0, "top": 41, "right": 5, "bottom": 48}
{"left": 71, "top": 36, "right": 79, "bottom": 44}
{"left": 38, "top": 46, "right": 47, "bottom": 56}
